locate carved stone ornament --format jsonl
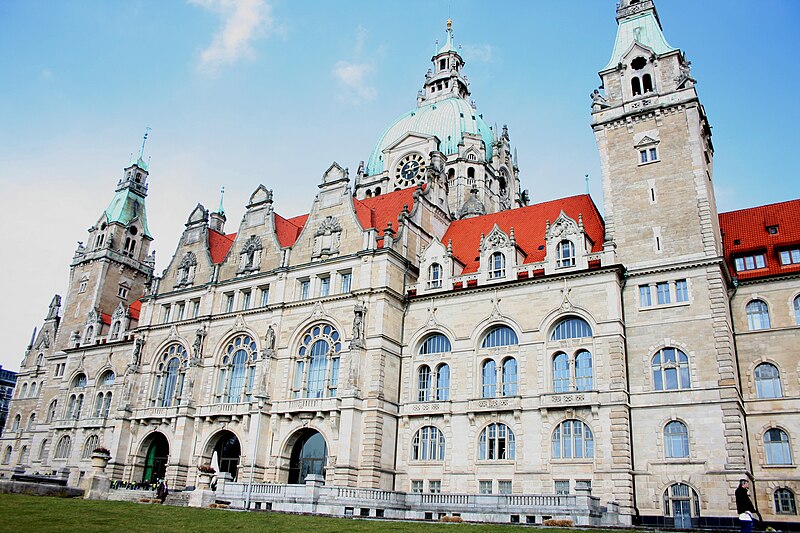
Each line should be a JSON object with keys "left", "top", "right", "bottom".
{"left": 312, "top": 216, "right": 342, "bottom": 258}
{"left": 247, "top": 184, "right": 273, "bottom": 208}
{"left": 238, "top": 235, "right": 263, "bottom": 273}
{"left": 112, "top": 302, "right": 128, "bottom": 321}
{"left": 175, "top": 252, "right": 197, "bottom": 287}
{"left": 546, "top": 211, "right": 579, "bottom": 241}
{"left": 481, "top": 224, "right": 511, "bottom": 251}
{"left": 85, "top": 308, "right": 100, "bottom": 325}
{"left": 560, "top": 280, "right": 573, "bottom": 312}
{"left": 351, "top": 304, "right": 366, "bottom": 349}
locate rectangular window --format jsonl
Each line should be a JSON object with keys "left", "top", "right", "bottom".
{"left": 428, "top": 480, "right": 441, "bottom": 494}
{"left": 79, "top": 281, "right": 88, "bottom": 293}
{"left": 161, "top": 305, "right": 171, "bottom": 324}
{"left": 259, "top": 286, "right": 270, "bottom": 307}
{"left": 498, "top": 480, "right": 512, "bottom": 495}
{"left": 320, "top": 276, "right": 330, "bottom": 297}
{"left": 241, "top": 290, "right": 251, "bottom": 310}
{"left": 675, "top": 279, "right": 689, "bottom": 302}
{"left": 54, "top": 363, "right": 65, "bottom": 377}
{"left": 411, "top": 480, "right": 423, "bottom": 493}
{"left": 479, "top": 480, "right": 493, "bottom": 495}
{"left": 191, "top": 299, "right": 201, "bottom": 318}
{"left": 735, "top": 254, "right": 766, "bottom": 271}
{"left": 299, "top": 280, "right": 310, "bottom": 300}
{"left": 640, "top": 150, "right": 648, "bottom": 164}
{"left": 224, "top": 293, "right": 234, "bottom": 313}
{"left": 649, "top": 147, "right": 658, "bottom": 161}
{"left": 779, "top": 248, "right": 800, "bottom": 265}
{"left": 340, "top": 272, "right": 352, "bottom": 293}
{"left": 176, "top": 302, "right": 185, "bottom": 321}
{"left": 639, "top": 285, "right": 652, "bottom": 307}
{"left": 117, "top": 287, "right": 128, "bottom": 299}
{"left": 656, "top": 282, "right": 671, "bottom": 305}
{"left": 555, "top": 480, "right": 570, "bottom": 495}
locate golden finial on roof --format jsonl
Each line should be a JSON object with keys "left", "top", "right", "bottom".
{"left": 447, "top": 19, "right": 452, "bottom": 30}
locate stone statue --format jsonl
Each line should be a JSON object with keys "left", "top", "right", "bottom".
{"left": 591, "top": 89, "right": 609, "bottom": 109}
{"left": 190, "top": 328, "right": 205, "bottom": 366}
{"left": 265, "top": 324, "right": 276, "bottom": 352}
{"left": 351, "top": 304, "right": 366, "bottom": 349}
{"left": 130, "top": 337, "right": 142, "bottom": 366}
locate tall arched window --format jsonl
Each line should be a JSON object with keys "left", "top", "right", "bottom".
{"left": 19, "top": 446, "right": 28, "bottom": 464}
{"left": 55, "top": 436, "right": 72, "bottom": 459}
{"left": 552, "top": 420, "right": 594, "bottom": 459}
{"left": 557, "top": 240, "right": 576, "bottom": 268}
{"left": 502, "top": 357, "right": 518, "bottom": 396}
{"left": 428, "top": 263, "right": 443, "bottom": 289}
{"left": 216, "top": 334, "right": 258, "bottom": 404}
{"left": 293, "top": 324, "right": 342, "bottom": 399}
{"left": 419, "top": 334, "right": 451, "bottom": 354}
{"left": 794, "top": 295, "right": 800, "bottom": 325}
{"left": 27, "top": 413, "right": 35, "bottom": 430}
{"left": 664, "top": 421, "right": 689, "bottom": 458}
{"left": 553, "top": 353, "right": 569, "bottom": 393}
{"left": 72, "top": 373, "right": 87, "bottom": 389}
{"left": 489, "top": 252, "right": 506, "bottom": 278}
{"left": 663, "top": 483, "right": 700, "bottom": 527}
{"left": 642, "top": 73, "right": 653, "bottom": 93}
{"left": 746, "top": 299, "right": 771, "bottom": 330}
{"left": 652, "top": 347, "right": 691, "bottom": 390}
{"left": 417, "top": 365, "right": 431, "bottom": 402}
{"left": 2, "top": 446, "right": 11, "bottom": 464}
{"left": 412, "top": 426, "right": 445, "bottom": 461}
{"left": 68, "top": 393, "right": 84, "bottom": 419}
{"left": 83, "top": 435, "right": 99, "bottom": 459}
{"left": 482, "top": 360, "right": 497, "bottom": 398}
{"left": 754, "top": 363, "right": 782, "bottom": 399}
{"left": 11, "top": 414, "right": 20, "bottom": 432}
{"left": 575, "top": 350, "right": 593, "bottom": 391}
{"left": 436, "top": 364, "right": 450, "bottom": 401}
{"left": 29, "top": 382, "right": 37, "bottom": 398}
{"left": 38, "top": 439, "right": 50, "bottom": 462}
{"left": 775, "top": 488, "right": 797, "bottom": 514}
{"left": 152, "top": 344, "right": 188, "bottom": 407}
{"left": 765, "top": 428, "right": 792, "bottom": 465}
{"left": 482, "top": 326, "right": 518, "bottom": 348}
{"left": 551, "top": 317, "right": 592, "bottom": 340}
{"left": 20, "top": 383, "right": 27, "bottom": 398}
{"left": 46, "top": 400, "right": 57, "bottom": 423}
{"left": 479, "top": 423, "right": 515, "bottom": 460}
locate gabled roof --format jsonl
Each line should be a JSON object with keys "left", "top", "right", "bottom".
{"left": 719, "top": 199, "right": 800, "bottom": 281}
{"left": 129, "top": 300, "right": 142, "bottom": 321}
{"left": 100, "top": 313, "right": 112, "bottom": 325}
{"left": 357, "top": 187, "right": 419, "bottom": 235}
{"left": 208, "top": 230, "right": 236, "bottom": 264}
{"left": 275, "top": 213, "right": 306, "bottom": 248}
{"left": 442, "top": 194, "right": 605, "bottom": 273}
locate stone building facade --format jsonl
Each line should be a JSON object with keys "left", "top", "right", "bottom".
{"left": 2, "top": 1, "right": 799, "bottom": 528}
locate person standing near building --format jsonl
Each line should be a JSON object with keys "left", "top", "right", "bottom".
{"left": 736, "top": 479, "right": 761, "bottom": 533}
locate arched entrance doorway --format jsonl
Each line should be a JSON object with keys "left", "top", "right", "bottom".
{"left": 288, "top": 429, "right": 327, "bottom": 484}
{"left": 141, "top": 432, "right": 169, "bottom": 484}
{"left": 212, "top": 431, "right": 241, "bottom": 481}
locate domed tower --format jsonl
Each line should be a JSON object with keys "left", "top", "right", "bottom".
{"left": 355, "top": 21, "right": 523, "bottom": 219}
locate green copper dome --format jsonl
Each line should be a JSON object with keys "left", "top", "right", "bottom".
{"left": 365, "top": 97, "right": 494, "bottom": 176}
{"left": 603, "top": 11, "right": 676, "bottom": 71}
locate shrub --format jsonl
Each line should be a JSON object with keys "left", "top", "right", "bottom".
{"left": 543, "top": 518, "right": 574, "bottom": 527}
{"left": 92, "top": 447, "right": 111, "bottom": 456}
{"left": 198, "top": 464, "right": 216, "bottom": 474}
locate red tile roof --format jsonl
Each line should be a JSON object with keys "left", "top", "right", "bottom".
{"left": 442, "top": 194, "right": 605, "bottom": 273}
{"left": 719, "top": 198, "right": 800, "bottom": 281}
{"left": 357, "top": 187, "right": 418, "bottom": 235}
{"left": 129, "top": 300, "right": 142, "bottom": 321}
{"left": 274, "top": 213, "right": 306, "bottom": 248}
{"left": 208, "top": 230, "right": 236, "bottom": 264}
{"left": 100, "top": 313, "right": 112, "bottom": 325}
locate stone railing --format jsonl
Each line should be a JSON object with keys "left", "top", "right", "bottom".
{"left": 467, "top": 396, "right": 521, "bottom": 413}
{"left": 540, "top": 390, "right": 598, "bottom": 409}
{"left": 196, "top": 402, "right": 254, "bottom": 419}
{"left": 271, "top": 397, "right": 340, "bottom": 415}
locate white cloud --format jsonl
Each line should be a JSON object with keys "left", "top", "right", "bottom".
{"left": 332, "top": 26, "right": 378, "bottom": 103}
{"left": 461, "top": 44, "right": 493, "bottom": 63}
{"left": 190, "top": 0, "right": 272, "bottom": 75}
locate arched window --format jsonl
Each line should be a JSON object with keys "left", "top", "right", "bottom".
{"left": 419, "top": 334, "right": 451, "bottom": 355}
{"left": 412, "top": 426, "right": 445, "bottom": 461}
{"left": 663, "top": 483, "right": 700, "bottom": 526}
{"left": 46, "top": 400, "right": 57, "bottom": 423}
{"left": 11, "top": 414, "right": 20, "bottom": 432}
{"left": 643, "top": 73, "right": 653, "bottom": 93}
{"left": 664, "top": 421, "right": 689, "bottom": 458}
{"left": 216, "top": 334, "right": 258, "bottom": 404}
{"left": 20, "top": 383, "right": 27, "bottom": 398}
{"left": 794, "top": 295, "right": 800, "bottom": 325}
{"left": 479, "top": 423, "right": 515, "bottom": 460}
{"left": 467, "top": 166, "right": 475, "bottom": 181}
{"left": 550, "top": 317, "right": 593, "bottom": 340}
{"left": 417, "top": 365, "right": 431, "bottom": 402}
{"left": 110, "top": 321, "right": 121, "bottom": 339}
{"left": 482, "top": 326, "right": 518, "bottom": 348}
{"left": 436, "top": 364, "right": 450, "bottom": 401}
{"left": 557, "top": 240, "right": 576, "bottom": 268}
{"left": 18, "top": 446, "right": 28, "bottom": 464}
{"left": 72, "top": 373, "right": 87, "bottom": 389}
{"left": 83, "top": 435, "right": 99, "bottom": 459}
{"left": 293, "top": 324, "right": 342, "bottom": 399}
{"left": 68, "top": 393, "right": 84, "bottom": 419}
{"left": 553, "top": 352, "right": 569, "bottom": 393}
{"left": 765, "top": 428, "right": 792, "bottom": 465}
{"left": 754, "top": 363, "right": 782, "bottom": 399}
{"left": 27, "top": 413, "right": 35, "bottom": 431}
{"left": 54, "top": 436, "right": 72, "bottom": 459}
{"left": 428, "top": 263, "right": 443, "bottom": 289}
{"left": 502, "top": 357, "right": 518, "bottom": 396}
{"left": 152, "top": 344, "right": 188, "bottom": 407}
{"left": 38, "top": 439, "right": 50, "bottom": 462}
{"left": 631, "top": 76, "right": 642, "bottom": 96}
{"left": 95, "top": 393, "right": 105, "bottom": 417}
{"left": 103, "top": 392, "right": 112, "bottom": 417}
{"left": 29, "top": 382, "right": 37, "bottom": 398}
{"left": 575, "top": 350, "right": 593, "bottom": 391}
{"left": 775, "top": 488, "right": 797, "bottom": 514}
{"left": 489, "top": 252, "right": 505, "bottom": 279}
{"left": 552, "top": 419, "right": 594, "bottom": 459}
{"left": 652, "top": 347, "right": 691, "bottom": 390}
{"left": 746, "top": 299, "right": 771, "bottom": 330}
{"left": 482, "top": 360, "right": 497, "bottom": 398}
{"left": 101, "top": 370, "right": 115, "bottom": 386}
{"left": 2, "top": 446, "right": 11, "bottom": 464}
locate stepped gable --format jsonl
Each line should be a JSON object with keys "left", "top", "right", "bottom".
{"left": 719, "top": 198, "right": 800, "bottom": 280}
{"left": 443, "top": 194, "right": 604, "bottom": 273}
{"left": 208, "top": 230, "right": 236, "bottom": 264}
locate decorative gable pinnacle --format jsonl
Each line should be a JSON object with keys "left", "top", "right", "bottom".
{"left": 545, "top": 211, "right": 580, "bottom": 241}
{"left": 481, "top": 224, "right": 511, "bottom": 252}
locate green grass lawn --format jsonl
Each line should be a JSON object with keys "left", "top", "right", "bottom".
{"left": 0, "top": 493, "right": 634, "bottom": 532}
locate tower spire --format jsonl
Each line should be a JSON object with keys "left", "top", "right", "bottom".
{"left": 138, "top": 127, "right": 152, "bottom": 160}
{"left": 218, "top": 186, "right": 225, "bottom": 215}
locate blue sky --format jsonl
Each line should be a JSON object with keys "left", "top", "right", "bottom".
{"left": 0, "top": 0, "right": 798, "bottom": 370}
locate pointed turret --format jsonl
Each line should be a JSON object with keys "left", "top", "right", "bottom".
{"left": 419, "top": 20, "right": 470, "bottom": 105}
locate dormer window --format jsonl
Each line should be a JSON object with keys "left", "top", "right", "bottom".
{"left": 779, "top": 248, "right": 800, "bottom": 266}
{"left": 489, "top": 252, "right": 506, "bottom": 279}
{"left": 428, "top": 263, "right": 443, "bottom": 289}
{"left": 557, "top": 240, "right": 576, "bottom": 268}
{"left": 735, "top": 253, "right": 766, "bottom": 272}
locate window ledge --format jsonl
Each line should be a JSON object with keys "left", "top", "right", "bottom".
{"left": 550, "top": 459, "right": 595, "bottom": 464}
{"left": 763, "top": 464, "right": 796, "bottom": 469}
{"left": 640, "top": 300, "right": 691, "bottom": 311}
